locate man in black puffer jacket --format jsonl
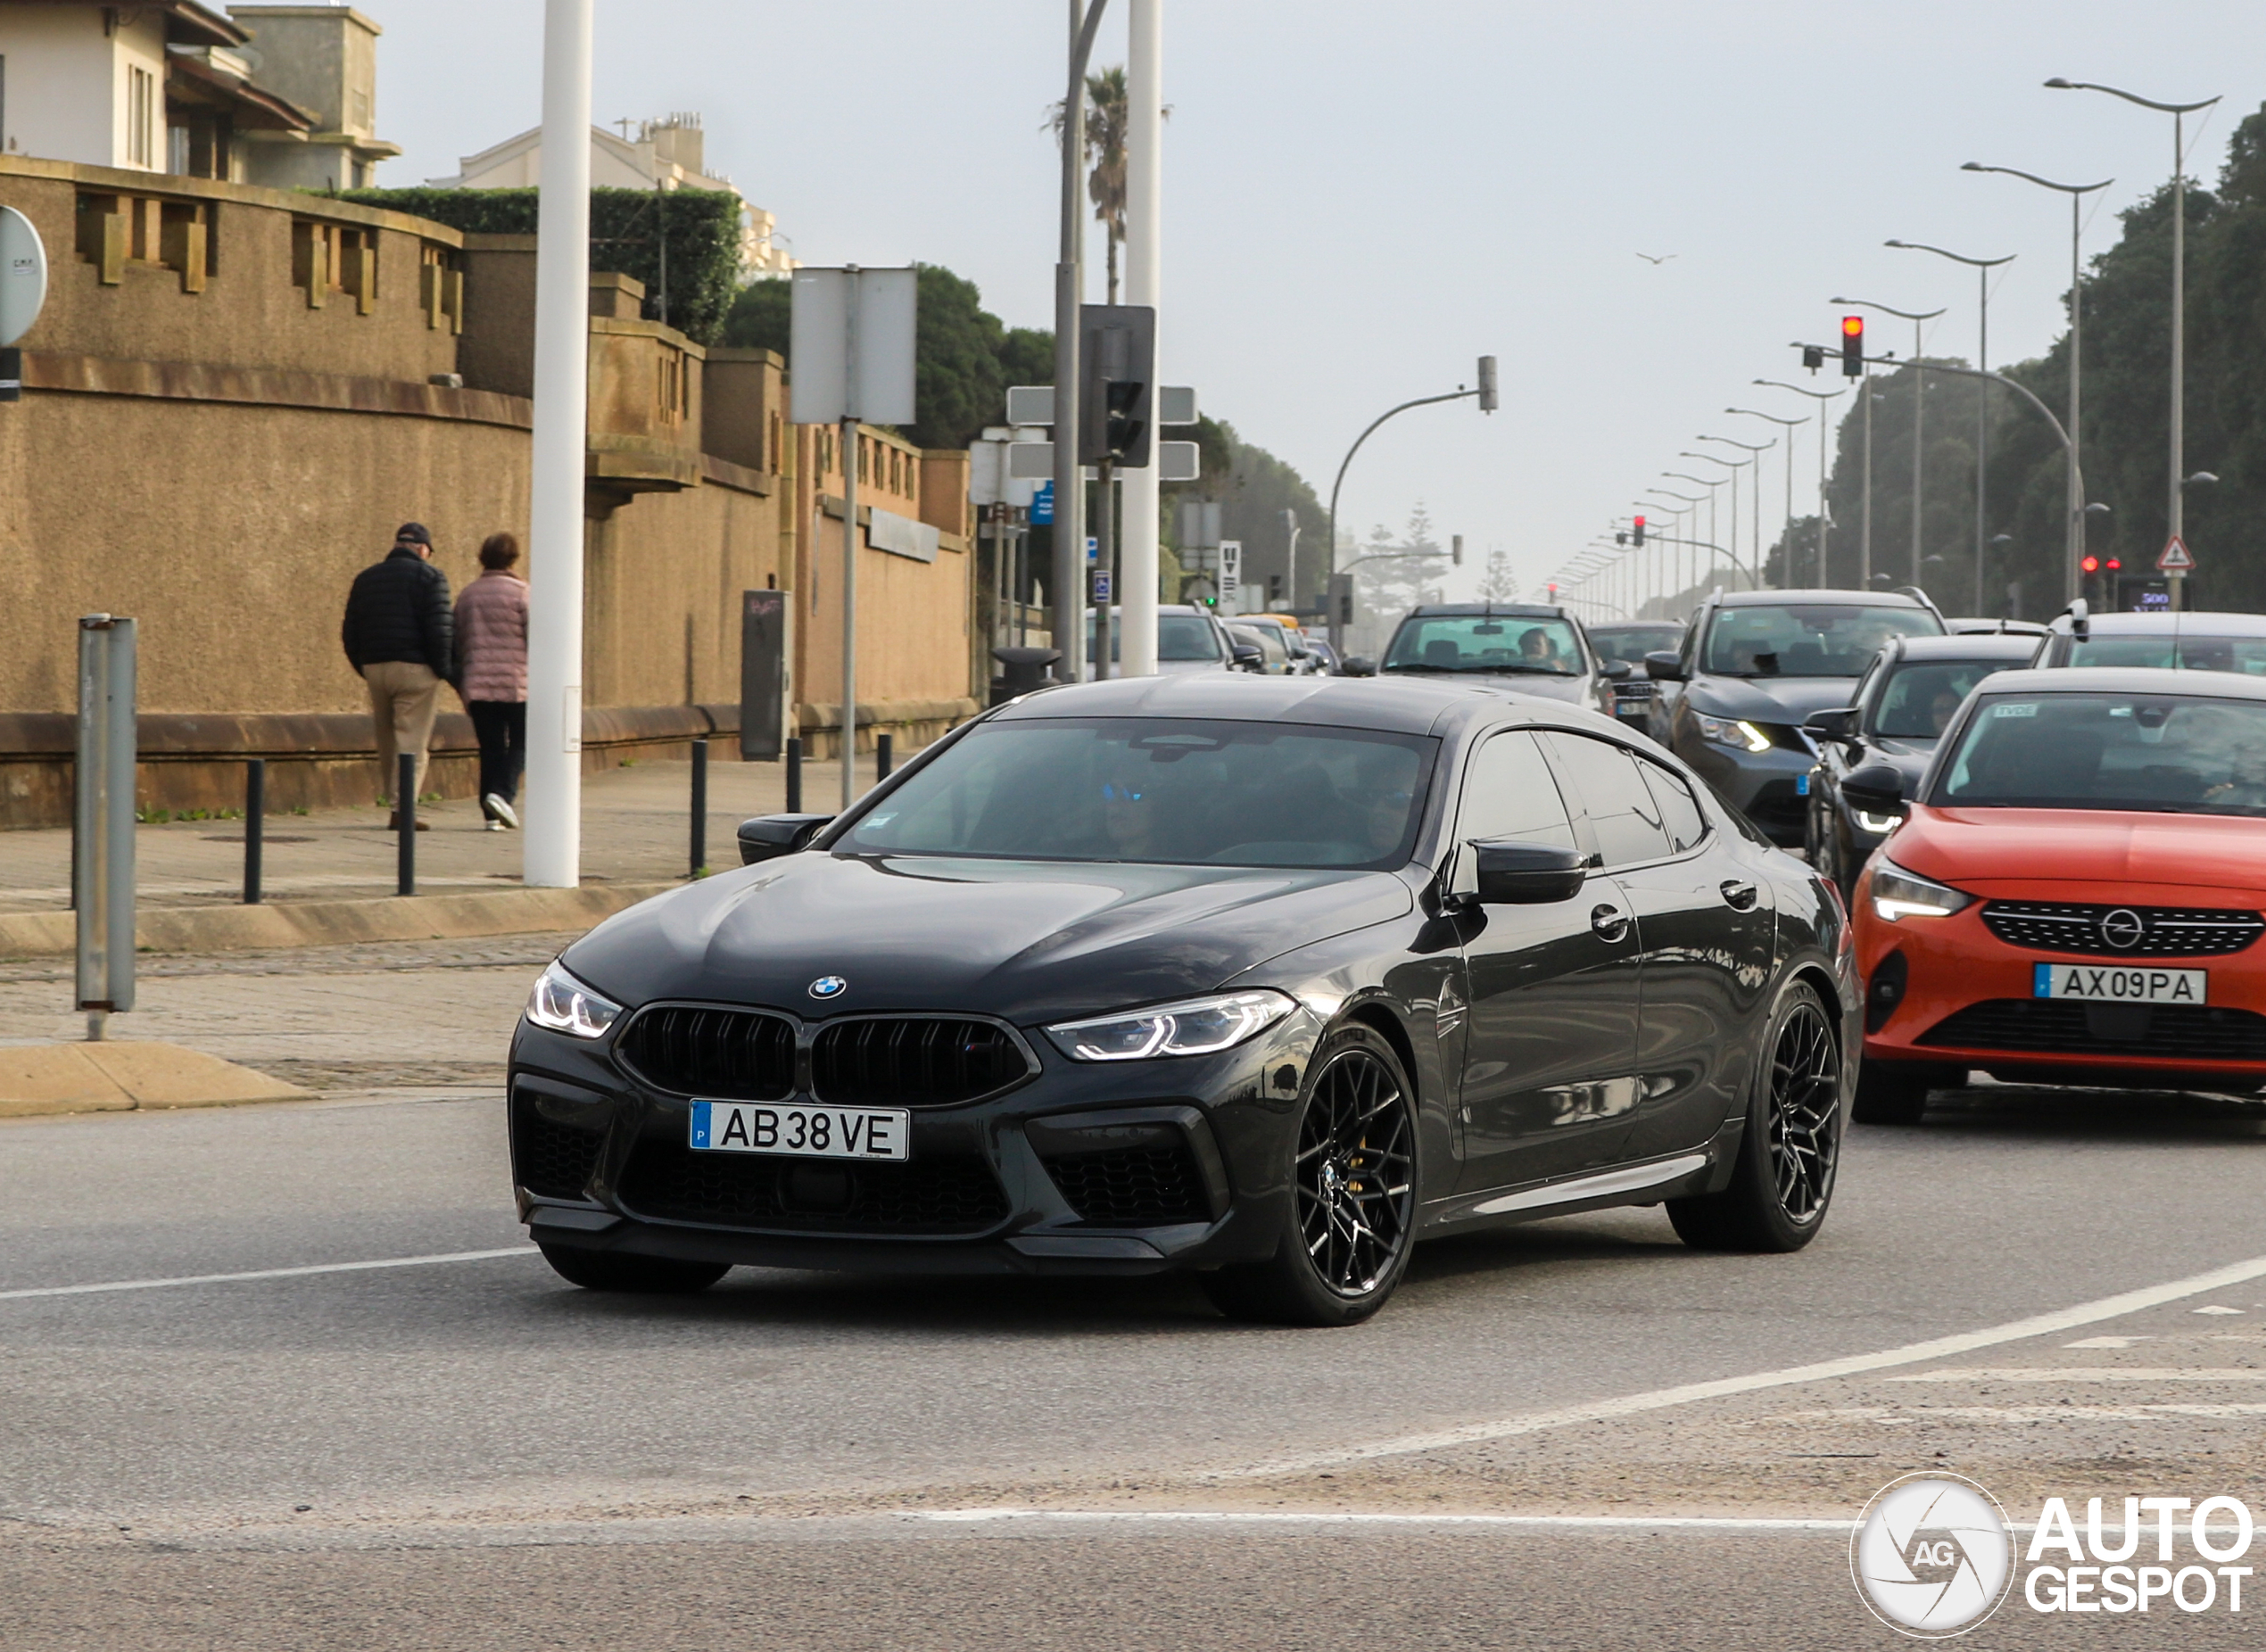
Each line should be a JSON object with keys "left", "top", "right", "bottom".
{"left": 342, "top": 523, "right": 455, "bottom": 830}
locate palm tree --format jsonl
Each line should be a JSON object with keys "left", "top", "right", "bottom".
{"left": 1048, "top": 65, "right": 1163, "bottom": 304}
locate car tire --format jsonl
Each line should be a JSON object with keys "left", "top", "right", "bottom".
{"left": 1666, "top": 981, "right": 1842, "bottom": 1254}
{"left": 1851, "top": 1061, "right": 1933, "bottom": 1127}
{"left": 1202, "top": 1021, "right": 1419, "bottom": 1328}
{"left": 536, "top": 1242, "right": 731, "bottom": 1294}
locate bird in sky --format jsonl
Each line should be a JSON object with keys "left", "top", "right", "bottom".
{"left": 1635, "top": 252, "right": 1677, "bottom": 265}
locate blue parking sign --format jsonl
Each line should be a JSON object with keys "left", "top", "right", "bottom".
{"left": 1032, "top": 480, "right": 1054, "bottom": 525}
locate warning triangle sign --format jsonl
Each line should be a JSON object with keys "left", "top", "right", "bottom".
{"left": 2158, "top": 535, "right": 2196, "bottom": 572}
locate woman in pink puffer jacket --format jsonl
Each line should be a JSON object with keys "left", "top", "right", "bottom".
{"left": 454, "top": 533, "right": 529, "bottom": 829}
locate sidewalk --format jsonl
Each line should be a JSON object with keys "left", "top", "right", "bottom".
{"left": 0, "top": 754, "right": 859, "bottom": 957}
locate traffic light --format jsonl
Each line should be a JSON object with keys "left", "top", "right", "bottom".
{"left": 1476, "top": 356, "right": 1499, "bottom": 412}
{"left": 1078, "top": 304, "right": 1156, "bottom": 466}
{"left": 2105, "top": 558, "right": 2121, "bottom": 572}
{"left": 1633, "top": 516, "right": 1647, "bottom": 548}
{"left": 1802, "top": 345, "right": 1825, "bottom": 372}
{"left": 2080, "top": 555, "right": 2100, "bottom": 574}
{"left": 1451, "top": 534, "right": 1464, "bottom": 566}
{"left": 1616, "top": 532, "right": 1628, "bottom": 546}
{"left": 1841, "top": 315, "right": 1865, "bottom": 377}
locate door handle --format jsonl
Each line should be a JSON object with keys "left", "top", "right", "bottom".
{"left": 1590, "top": 903, "right": 1631, "bottom": 941}
{"left": 1720, "top": 880, "right": 1759, "bottom": 912}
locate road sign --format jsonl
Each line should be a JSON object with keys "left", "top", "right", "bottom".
{"left": 1, "top": 206, "right": 47, "bottom": 405}
{"left": 1092, "top": 570, "right": 1112, "bottom": 601}
{"left": 1219, "top": 540, "right": 1242, "bottom": 614}
{"left": 2157, "top": 535, "right": 2195, "bottom": 573}
{"left": 788, "top": 267, "right": 916, "bottom": 425}
{"left": 1031, "top": 480, "right": 1054, "bottom": 525}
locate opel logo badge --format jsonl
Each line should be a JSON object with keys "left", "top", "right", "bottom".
{"left": 807, "top": 975, "right": 848, "bottom": 1000}
{"left": 2099, "top": 909, "right": 2146, "bottom": 950}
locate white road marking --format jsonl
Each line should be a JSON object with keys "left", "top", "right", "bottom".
{"left": 0, "top": 1247, "right": 536, "bottom": 1302}
{"left": 2195, "top": 1305, "right": 2245, "bottom": 1315}
{"left": 1785, "top": 1403, "right": 2266, "bottom": 1424}
{"left": 920, "top": 1508, "right": 1854, "bottom": 1532}
{"left": 1220, "top": 1251, "right": 2266, "bottom": 1477}
{"left": 2064, "top": 1335, "right": 2151, "bottom": 1349}
{"left": 1890, "top": 1367, "right": 2266, "bottom": 1383}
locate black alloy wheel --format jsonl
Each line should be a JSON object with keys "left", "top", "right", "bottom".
{"left": 1203, "top": 1022, "right": 1419, "bottom": 1326}
{"left": 1668, "top": 981, "right": 1842, "bottom": 1252}
{"left": 536, "top": 1242, "right": 732, "bottom": 1294}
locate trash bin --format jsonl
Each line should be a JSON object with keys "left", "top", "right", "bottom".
{"left": 990, "top": 646, "right": 1063, "bottom": 707}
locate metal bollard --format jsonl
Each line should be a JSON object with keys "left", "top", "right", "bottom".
{"left": 785, "top": 736, "right": 803, "bottom": 814}
{"left": 75, "top": 615, "right": 137, "bottom": 1039}
{"left": 876, "top": 731, "right": 894, "bottom": 783}
{"left": 244, "top": 757, "right": 265, "bottom": 904}
{"left": 690, "top": 737, "right": 708, "bottom": 877}
{"left": 396, "top": 752, "right": 416, "bottom": 896}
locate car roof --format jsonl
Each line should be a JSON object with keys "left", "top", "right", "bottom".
{"left": 2049, "top": 609, "right": 2266, "bottom": 636}
{"left": 1967, "top": 665, "right": 2266, "bottom": 703}
{"left": 987, "top": 673, "right": 1602, "bottom": 738}
{"left": 1406, "top": 603, "right": 1570, "bottom": 621}
{"left": 1888, "top": 633, "right": 2040, "bottom": 663}
{"left": 1715, "top": 588, "right": 1933, "bottom": 609}
{"left": 1591, "top": 619, "right": 1683, "bottom": 632}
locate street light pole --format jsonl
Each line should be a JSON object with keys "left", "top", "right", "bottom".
{"left": 1833, "top": 298, "right": 1946, "bottom": 591}
{"left": 1119, "top": 0, "right": 1162, "bottom": 673}
{"left": 1754, "top": 380, "right": 1845, "bottom": 587}
{"left": 1960, "top": 165, "right": 2113, "bottom": 607}
{"left": 1050, "top": 0, "right": 1111, "bottom": 681}
{"left": 1664, "top": 475, "right": 1721, "bottom": 591}
{"left": 1324, "top": 359, "right": 1496, "bottom": 652}
{"left": 1723, "top": 416, "right": 1806, "bottom": 585}
{"left": 2045, "top": 79, "right": 2221, "bottom": 611}
{"left": 1887, "top": 242, "right": 2015, "bottom": 615}
{"left": 1698, "top": 436, "right": 1774, "bottom": 588}
{"left": 1683, "top": 450, "right": 1758, "bottom": 590}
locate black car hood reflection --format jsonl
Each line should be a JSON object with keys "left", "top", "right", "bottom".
{"left": 1683, "top": 674, "right": 1867, "bottom": 725}
{"left": 562, "top": 851, "right": 1416, "bottom": 1026}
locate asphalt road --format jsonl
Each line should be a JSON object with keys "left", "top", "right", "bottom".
{"left": 4, "top": 939, "right": 2266, "bottom": 1648}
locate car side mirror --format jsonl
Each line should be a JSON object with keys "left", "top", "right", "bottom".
{"left": 1473, "top": 841, "right": 1589, "bottom": 904}
{"left": 1229, "top": 644, "right": 1264, "bottom": 672}
{"left": 737, "top": 813, "right": 834, "bottom": 864}
{"left": 1803, "top": 707, "right": 1860, "bottom": 742}
{"left": 1600, "top": 659, "right": 1633, "bottom": 682}
{"left": 1839, "top": 763, "right": 1906, "bottom": 817}
{"left": 1341, "top": 656, "right": 1376, "bottom": 678}
{"left": 1643, "top": 650, "right": 1686, "bottom": 682}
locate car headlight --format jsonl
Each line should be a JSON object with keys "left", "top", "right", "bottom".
{"left": 525, "top": 959, "right": 625, "bottom": 1038}
{"left": 1868, "top": 856, "right": 1973, "bottom": 923}
{"left": 1854, "top": 808, "right": 1903, "bottom": 836}
{"left": 1697, "top": 714, "right": 1774, "bottom": 754}
{"left": 1044, "top": 989, "right": 1297, "bottom": 1061}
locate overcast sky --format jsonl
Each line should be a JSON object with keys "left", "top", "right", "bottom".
{"left": 361, "top": 1, "right": 2252, "bottom": 601}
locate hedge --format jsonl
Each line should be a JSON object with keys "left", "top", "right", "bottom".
{"left": 334, "top": 186, "right": 744, "bottom": 346}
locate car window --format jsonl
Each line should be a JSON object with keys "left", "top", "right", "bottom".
{"left": 1157, "top": 615, "right": 1221, "bottom": 662}
{"left": 1588, "top": 626, "right": 1683, "bottom": 666}
{"left": 1702, "top": 604, "right": 1941, "bottom": 677}
{"left": 1455, "top": 731, "right": 1577, "bottom": 849}
{"left": 1872, "top": 659, "right": 2023, "bottom": 738}
{"left": 844, "top": 717, "right": 1438, "bottom": 868}
{"left": 1638, "top": 762, "right": 1708, "bottom": 852}
{"left": 1934, "top": 691, "right": 2266, "bottom": 816}
{"left": 1541, "top": 732, "right": 1675, "bottom": 866}
{"left": 2068, "top": 633, "right": 2266, "bottom": 674}
{"left": 1385, "top": 615, "right": 1584, "bottom": 675}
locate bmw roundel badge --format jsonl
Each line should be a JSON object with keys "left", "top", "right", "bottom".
{"left": 808, "top": 975, "right": 848, "bottom": 1000}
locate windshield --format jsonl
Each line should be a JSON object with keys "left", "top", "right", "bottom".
{"left": 1873, "top": 659, "right": 2025, "bottom": 739}
{"left": 2069, "top": 633, "right": 2266, "bottom": 675}
{"left": 1703, "top": 604, "right": 1941, "bottom": 677}
{"left": 1080, "top": 614, "right": 1225, "bottom": 665}
{"left": 1385, "top": 615, "right": 1584, "bottom": 675}
{"left": 841, "top": 717, "right": 1437, "bottom": 869}
{"left": 1933, "top": 691, "right": 2266, "bottom": 817}
{"left": 1587, "top": 625, "right": 1683, "bottom": 666}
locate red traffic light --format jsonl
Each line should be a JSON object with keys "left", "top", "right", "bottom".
{"left": 2105, "top": 558, "right": 2121, "bottom": 570}
{"left": 1840, "top": 315, "right": 1865, "bottom": 377}
{"left": 1841, "top": 316, "right": 1864, "bottom": 338}
{"left": 2081, "top": 556, "right": 2100, "bottom": 574}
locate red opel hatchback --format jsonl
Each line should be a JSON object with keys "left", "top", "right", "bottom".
{"left": 1850, "top": 667, "right": 2266, "bottom": 1122}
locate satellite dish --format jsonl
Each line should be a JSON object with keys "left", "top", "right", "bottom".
{"left": 0, "top": 205, "right": 47, "bottom": 348}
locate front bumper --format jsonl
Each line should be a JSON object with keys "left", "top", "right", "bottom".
{"left": 1677, "top": 731, "right": 1815, "bottom": 846}
{"left": 507, "top": 1007, "right": 1321, "bottom": 1275}
{"left": 1857, "top": 882, "right": 2266, "bottom": 1090}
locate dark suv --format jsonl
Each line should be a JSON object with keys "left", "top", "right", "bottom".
{"left": 1644, "top": 589, "right": 1944, "bottom": 845}
{"left": 1377, "top": 603, "right": 1622, "bottom": 718}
